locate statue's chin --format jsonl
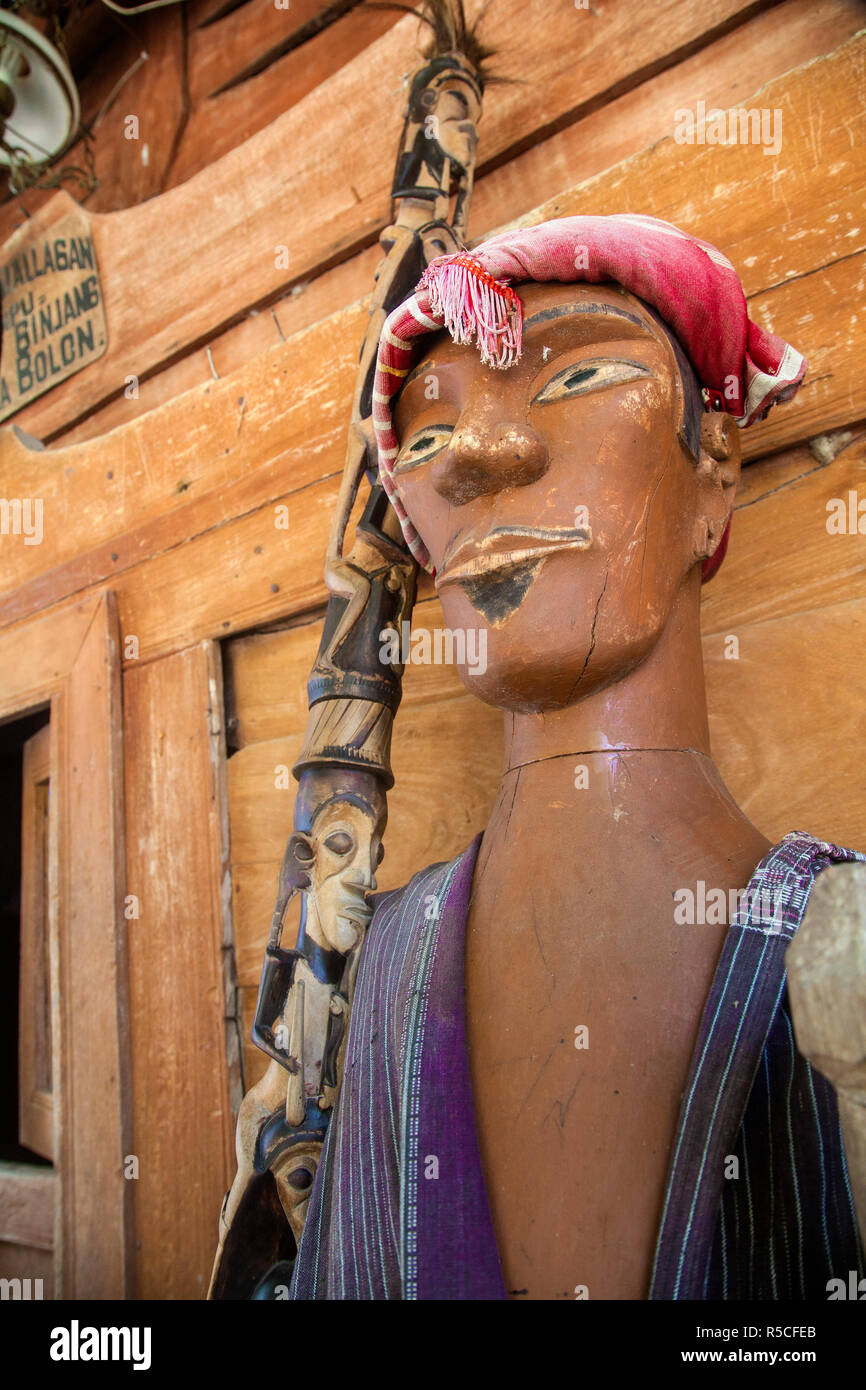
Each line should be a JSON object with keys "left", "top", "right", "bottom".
{"left": 331, "top": 908, "right": 371, "bottom": 953}
{"left": 447, "top": 593, "right": 670, "bottom": 713}
{"left": 452, "top": 646, "right": 608, "bottom": 714}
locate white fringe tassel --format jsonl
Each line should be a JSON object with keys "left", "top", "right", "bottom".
{"left": 421, "top": 255, "right": 523, "bottom": 369}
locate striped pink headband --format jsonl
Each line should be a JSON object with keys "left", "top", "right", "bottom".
{"left": 372, "top": 213, "right": 806, "bottom": 582}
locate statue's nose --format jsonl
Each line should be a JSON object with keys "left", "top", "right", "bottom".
{"left": 430, "top": 420, "right": 550, "bottom": 505}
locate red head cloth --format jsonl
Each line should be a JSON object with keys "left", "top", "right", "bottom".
{"left": 373, "top": 213, "right": 806, "bottom": 582}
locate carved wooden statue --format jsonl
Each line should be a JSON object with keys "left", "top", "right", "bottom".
{"left": 211, "top": 12, "right": 864, "bottom": 1303}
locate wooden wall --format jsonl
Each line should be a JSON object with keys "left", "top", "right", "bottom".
{"left": 0, "top": 0, "right": 863, "bottom": 1297}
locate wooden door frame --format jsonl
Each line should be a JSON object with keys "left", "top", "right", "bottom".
{"left": 0, "top": 589, "right": 132, "bottom": 1298}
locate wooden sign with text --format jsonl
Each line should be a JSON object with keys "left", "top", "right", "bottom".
{"left": 0, "top": 209, "right": 107, "bottom": 422}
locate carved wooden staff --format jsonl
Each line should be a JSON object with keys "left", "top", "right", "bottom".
{"left": 209, "top": 2, "right": 491, "bottom": 1299}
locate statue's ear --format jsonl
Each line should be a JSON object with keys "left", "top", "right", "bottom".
{"left": 290, "top": 832, "right": 315, "bottom": 864}
{"left": 701, "top": 412, "right": 741, "bottom": 470}
{"left": 285, "top": 832, "right": 315, "bottom": 890}
{"left": 693, "top": 413, "right": 742, "bottom": 563}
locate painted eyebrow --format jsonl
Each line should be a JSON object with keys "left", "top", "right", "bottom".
{"left": 522, "top": 302, "right": 648, "bottom": 330}
{"left": 399, "top": 304, "right": 649, "bottom": 393}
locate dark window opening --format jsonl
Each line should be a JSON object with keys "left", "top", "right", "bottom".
{"left": 0, "top": 707, "right": 52, "bottom": 1167}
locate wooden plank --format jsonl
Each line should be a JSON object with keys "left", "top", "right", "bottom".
{"left": 471, "top": 0, "right": 866, "bottom": 236}
{"left": 54, "top": 0, "right": 864, "bottom": 446}
{"left": 225, "top": 593, "right": 482, "bottom": 748}
{"left": 173, "top": 4, "right": 398, "bottom": 185}
{"left": 742, "top": 251, "right": 866, "bottom": 456}
{"left": 54, "top": 246, "right": 382, "bottom": 448}
{"left": 84, "top": 10, "right": 187, "bottom": 214}
{"left": 508, "top": 33, "right": 866, "bottom": 298}
{"left": 2, "top": 248, "right": 863, "bottom": 662}
{"left": 0, "top": 597, "right": 98, "bottom": 721}
{"left": 0, "top": 300, "right": 360, "bottom": 609}
{"left": 704, "top": 597, "right": 866, "bottom": 851}
{"left": 5, "top": 0, "right": 765, "bottom": 439}
{"left": 0, "top": 40, "right": 863, "bottom": 649}
{"left": 58, "top": 590, "right": 132, "bottom": 1298}
{"left": 239, "top": 983, "right": 266, "bottom": 1089}
{"left": 11, "top": 30, "right": 866, "bottom": 465}
{"left": 0, "top": 1164, "right": 55, "bottom": 1250}
{"left": 186, "top": 0, "right": 249, "bottom": 28}
{"left": 702, "top": 434, "right": 866, "bottom": 634}
{"left": 123, "top": 642, "right": 236, "bottom": 1299}
{"left": 223, "top": 618, "right": 321, "bottom": 749}
{"left": 186, "top": 0, "right": 362, "bottom": 106}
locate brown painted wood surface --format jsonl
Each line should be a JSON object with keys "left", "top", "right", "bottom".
{"left": 702, "top": 433, "right": 866, "bottom": 634}
{"left": 123, "top": 642, "right": 236, "bottom": 1298}
{"left": 0, "top": 35, "right": 860, "bottom": 661}
{"left": 85, "top": 11, "right": 187, "bottom": 213}
{"left": 173, "top": 5, "right": 397, "bottom": 186}
{"left": 4, "top": 0, "right": 774, "bottom": 440}
{"left": 470, "top": 0, "right": 866, "bottom": 236}
{"left": 58, "top": 591, "right": 132, "bottom": 1298}
{"left": 51, "top": 0, "right": 866, "bottom": 448}
{"left": 0, "top": 36, "right": 865, "bottom": 650}
{"left": 187, "top": 0, "right": 358, "bottom": 104}
{"left": 186, "top": 0, "right": 248, "bottom": 28}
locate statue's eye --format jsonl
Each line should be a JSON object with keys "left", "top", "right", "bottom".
{"left": 324, "top": 831, "right": 354, "bottom": 856}
{"left": 445, "top": 87, "right": 470, "bottom": 115}
{"left": 533, "top": 358, "right": 653, "bottom": 405}
{"left": 394, "top": 424, "right": 453, "bottom": 473}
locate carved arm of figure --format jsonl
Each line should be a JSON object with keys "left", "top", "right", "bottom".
{"left": 787, "top": 862, "right": 866, "bottom": 1250}
{"left": 207, "top": 770, "right": 386, "bottom": 1299}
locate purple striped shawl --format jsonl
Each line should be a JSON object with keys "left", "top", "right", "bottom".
{"left": 289, "top": 831, "right": 864, "bottom": 1300}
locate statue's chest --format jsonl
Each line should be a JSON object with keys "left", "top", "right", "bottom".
{"left": 464, "top": 887, "right": 727, "bottom": 1299}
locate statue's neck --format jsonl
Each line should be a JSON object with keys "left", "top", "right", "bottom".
{"left": 478, "top": 585, "right": 768, "bottom": 891}
{"left": 503, "top": 580, "right": 711, "bottom": 773}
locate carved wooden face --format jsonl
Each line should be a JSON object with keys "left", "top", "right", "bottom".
{"left": 425, "top": 72, "right": 481, "bottom": 173}
{"left": 291, "top": 798, "right": 385, "bottom": 953}
{"left": 392, "top": 281, "right": 737, "bottom": 712}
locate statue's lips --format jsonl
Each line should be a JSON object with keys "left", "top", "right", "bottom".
{"left": 437, "top": 524, "right": 592, "bottom": 586}
{"left": 336, "top": 883, "right": 374, "bottom": 927}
